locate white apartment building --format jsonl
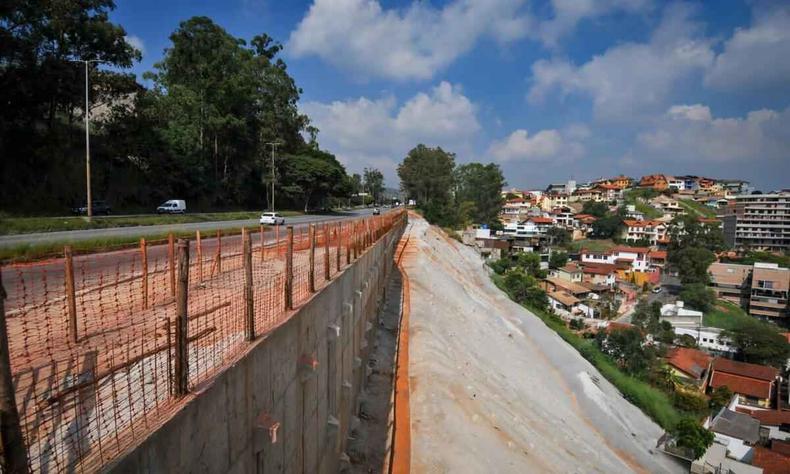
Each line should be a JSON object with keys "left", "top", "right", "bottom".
{"left": 620, "top": 220, "right": 669, "bottom": 246}
{"left": 580, "top": 246, "right": 651, "bottom": 272}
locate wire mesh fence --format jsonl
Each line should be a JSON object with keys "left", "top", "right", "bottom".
{"left": 0, "top": 210, "right": 406, "bottom": 473}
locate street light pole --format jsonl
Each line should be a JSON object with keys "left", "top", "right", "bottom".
{"left": 70, "top": 59, "right": 102, "bottom": 220}
{"left": 265, "top": 141, "right": 280, "bottom": 212}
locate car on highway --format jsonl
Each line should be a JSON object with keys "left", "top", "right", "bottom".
{"left": 72, "top": 200, "right": 112, "bottom": 215}
{"left": 260, "top": 212, "right": 285, "bottom": 225}
{"left": 157, "top": 199, "right": 187, "bottom": 214}
{"left": 372, "top": 208, "right": 381, "bottom": 215}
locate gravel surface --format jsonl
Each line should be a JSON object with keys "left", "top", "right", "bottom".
{"left": 401, "top": 215, "right": 685, "bottom": 473}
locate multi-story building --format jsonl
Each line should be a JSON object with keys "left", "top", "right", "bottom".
{"left": 708, "top": 261, "right": 789, "bottom": 321}
{"left": 580, "top": 246, "right": 651, "bottom": 272}
{"left": 609, "top": 175, "right": 633, "bottom": 189}
{"left": 620, "top": 220, "right": 669, "bottom": 246}
{"left": 708, "top": 262, "right": 753, "bottom": 307}
{"left": 726, "top": 192, "right": 790, "bottom": 251}
{"left": 667, "top": 176, "right": 685, "bottom": 192}
{"left": 650, "top": 195, "right": 684, "bottom": 216}
{"left": 749, "top": 263, "right": 789, "bottom": 321}
{"left": 718, "top": 179, "right": 753, "bottom": 197}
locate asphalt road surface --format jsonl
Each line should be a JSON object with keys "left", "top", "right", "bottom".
{"left": 0, "top": 209, "right": 377, "bottom": 248}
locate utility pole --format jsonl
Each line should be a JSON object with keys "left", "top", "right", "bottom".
{"left": 265, "top": 141, "right": 280, "bottom": 212}
{"left": 70, "top": 59, "right": 102, "bottom": 221}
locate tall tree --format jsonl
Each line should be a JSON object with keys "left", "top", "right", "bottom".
{"left": 454, "top": 163, "right": 506, "bottom": 227}
{"left": 397, "top": 144, "right": 455, "bottom": 224}
{"left": 363, "top": 167, "right": 384, "bottom": 204}
{"left": 0, "top": 0, "right": 141, "bottom": 212}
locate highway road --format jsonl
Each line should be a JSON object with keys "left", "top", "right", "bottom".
{"left": 0, "top": 208, "right": 381, "bottom": 311}
{"left": 0, "top": 209, "right": 377, "bottom": 248}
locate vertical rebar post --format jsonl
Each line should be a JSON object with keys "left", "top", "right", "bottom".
{"left": 243, "top": 229, "right": 255, "bottom": 341}
{"left": 174, "top": 239, "right": 189, "bottom": 396}
{"left": 64, "top": 245, "right": 78, "bottom": 343}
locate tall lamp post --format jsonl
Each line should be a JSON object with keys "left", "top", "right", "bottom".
{"left": 265, "top": 141, "right": 280, "bottom": 212}
{"left": 70, "top": 59, "right": 102, "bottom": 220}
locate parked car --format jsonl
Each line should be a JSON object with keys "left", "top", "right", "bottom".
{"left": 157, "top": 200, "right": 187, "bottom": 214}
{"left": 372, "top": 208, "right": 381, "bottom": 215}
{"left": 260, "top": 212, "right": 285, "bottom": 225}
{"left": 72, "top": 200, "right": 111, "bottom": 215}
{"left": 652, "top": 286, "right": 662, "bottom": 294}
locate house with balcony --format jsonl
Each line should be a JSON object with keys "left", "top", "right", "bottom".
{"left": 620, "top": 219, "right": 669, "bottom": 246}
{"left": 707, "top": 358, "right": 779, "bottom": 409}
{"left": 650, "top": 195, "right": 684, "bottom": 217}
{"left": 750, "top": 263, "right": 789, "bottom": 321}
{"left": 638, "top": 174, "right": 669, "bottom": 191}
{"left": 708, "top": 262, "right": 753, "bottom": 307}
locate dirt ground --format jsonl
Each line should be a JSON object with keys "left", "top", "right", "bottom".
{"left": 401, "top": 215, "right": 686, "bottom": 473}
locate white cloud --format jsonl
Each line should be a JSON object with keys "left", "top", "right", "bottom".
{"left": 637, "top": 104, "right": 790, "bottom": 163}
{"left": 125, "top": 35, "right": 145, "bottom": 56}
{"left": 528, "top": 3, "right": 714, "bottom": 120}
{"left": 704, "top": 4, "right": 790, "bottom": 91}
{"left": 534, "top": 0, "right": 652, "bottom": 47}
{"left": 301, "top": 81, "right": 479, "bottom": 182}
{"left": 288, "top": 0, "right": 531, "bottom": 80}
{"left": 487, "top": 128, "right": 584, "bottom": 162}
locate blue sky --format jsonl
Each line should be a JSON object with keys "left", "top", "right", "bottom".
{"left": 112, "top": 0, "right": 790, "bottom": 191}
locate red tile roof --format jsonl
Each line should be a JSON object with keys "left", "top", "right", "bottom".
{"left": 712, "top": 358, "right": 779, "bottom": 382}
{"left": 666, "top": 347, "right": 712, "bottom": 380}
{"left": 710, "top": 372, "right": 773, "bottom": 399}
{"left": 751, "top": 447, "right": 790, "bottom": 474}
{"left": 528, "top": 217, "right": 554, "bottom": 224}
{"left": 735, "top": 407, "right": 790, "bottom": 426}
{"left": 772, "top": 440, "right": 790, "bottom": 457}
{"left": 649, "top": 250, "right": 667, "bottom": 260}
{"left": 580, "top": 263, "right": 618, "bottom": 275}
{"left": 612, "top": 245, "right": 650, "bottom": 254}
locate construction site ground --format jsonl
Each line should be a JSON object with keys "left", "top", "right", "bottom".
{"left": 400, "top": 215, "right": 686, "bottom": 473}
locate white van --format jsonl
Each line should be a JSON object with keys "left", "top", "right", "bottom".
{"left": 157, "top": 200, "right": 187, "bottom": 214}
{"left": 259, "top": 212, "right": 285, "bottom": 225}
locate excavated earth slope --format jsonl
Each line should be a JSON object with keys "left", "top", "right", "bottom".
{"left": 401, "top": 215, "right": 685, "bottom": 473}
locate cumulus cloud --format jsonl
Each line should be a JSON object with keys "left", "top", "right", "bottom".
{"left": 487, "top": 128, "right": 584, "bottom": 162}
{"left": 125, "top": 35, "right": 145, "bottom": 56}
{"left": 534, "top": 0, "right": 652, "bottom": 47}
{"left": 637, "top": 104, "right": 790, "bottom": 163}
{"left": 704, "top": 4, "right": 790, "bottom": 91}
{"left": 288, "top": 0, "right": 531, "bottom": 80}
{"left": 528, "top": 3, "right": 714, "bottom": 120}
{"left": 301, "top": 82, "right": 479, "bottom": 182}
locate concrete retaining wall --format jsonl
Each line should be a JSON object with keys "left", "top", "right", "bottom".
{"left": 106, "top": 222, "right": 405, "bottom": 473}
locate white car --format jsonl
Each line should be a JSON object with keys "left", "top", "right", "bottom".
{"left": 260, "top": 212, "right": 285, "bottom": 225}
{"left": 157, "top": 199, "right": 186, "bottom": 214}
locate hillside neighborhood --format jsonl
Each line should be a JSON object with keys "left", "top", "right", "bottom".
{"left": 460, "top": 173, "right": 789, "bottom": 473}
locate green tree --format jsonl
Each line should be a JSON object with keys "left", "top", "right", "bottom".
{"left": 546, "top": 227, "right": 571, "bottom": 246}
{"left": 363, "top": 167, "right": 384, "bottom": 204}
{"left": 669, "top": 247, "right": 716, "bottom": 284}
{"left": 598, "top": 327, "right": 656, "bottom": 376}
{"left": 582, "top": 201, "right": 609, "bottom": 218}
{"left": 679, "top": 284, "right": 716, "bottom": 312}
{"left": 672, "top": 418, "right": 714, "bottom": 460}
{"left": 549, "top": 251, "right": 569, "bottom": 269}
{"left": 515, "top": 252, "right": 542, "bottom": 277}
{"left": 398, "top": 144, "right": 455, "bottom": 213}
{"left": 280, "top": 149, "right": 348, "bottom": 212}
{"left": 631, "top": 300, "right": 662, "bottom": 336}
{"left": 489, "top": 258, "right": 512, "bottom": 275}
{"left": 722, "top": 320, "right": 790, "bottom": 368}
{"left": 0, "top": 0, "right": 141, "bottom": 212}
{"left": 591, "top": 214, "right": 624, "bottom": 239}
{"left": 454, "top": 163, "right": 506, "bottom": 227}
{"left": 673, "top": 390, "right": 708, "bottom": 413}
{"left": 501, "top": 269, "right": 549, "bottom": 310}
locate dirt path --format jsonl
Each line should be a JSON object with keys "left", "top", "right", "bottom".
{"left": 400, "top": 215, "right": 685, "bottom": 473}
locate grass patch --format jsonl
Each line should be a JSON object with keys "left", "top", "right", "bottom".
{"left": 492, "top": 274, "right": 683, "bottom": 430}
{"left": 703, "top": 301, "right": 754, "bottom": 330}
{"left": 565, "top": 238, "right": 616, "bottom": 253}
{"left": 677, "top": 199, "right": 717, "bottom": 218}
{"left": 0, "top": 211, "right": 303, "bottom": 236}
{"left": 0, "top": 225, "right": 262, "bottom": 263}
{"left": 634, "top": 201, "right": 663, "bottom": 219}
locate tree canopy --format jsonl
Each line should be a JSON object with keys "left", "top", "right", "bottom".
{"left": 454, "top": 163, "right": 506, "bottom": 227}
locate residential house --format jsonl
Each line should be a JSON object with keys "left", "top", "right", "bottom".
{"left": 545, "top": 183, "right": 567, "bottom": 194}
{"left": 674, "top": 326, "right": 736, "bottom": 355}
{"left": 677, "top": 175, "right": 701, "bottom": 193}
{"left": 666, "top": 347, "right": 713, "bottom": 386}
{"left": 709, "top": 262, "right": 753, "bottom": 307}
{"left": 708, "top": 358, "right": 779, "bottom": 409}
{"left": 719, "top": 179, "right": 753, "bottom": 197}
{"left": 476, "top": 238, "right": 511, "bottom": 260}
{"left": 540, "top": 193, "right": 569, "bottom": 211}
{"left": 573, "top": 214, "right": 597, "bottom": 233}
{"left": 624, "top": 204, "right": 645, "bottom": 221}
{"left": 609, "top": 175, "right": 633, "bottom": 189}
{"left": 690, "top": 443, "right": 762, "bottom": 474}
{"left": 648, "top": 250, "right": 667, "bottom": 267}
{"left": 620, "top": 219, "right": 669, "bottom": 246}
{"left": 660, "top": 301, "right": 703, "bottom": 329}
{"left": 550, "top": 263, "right": 583, "bottom": 283}
{"left": 735, "top": 407, "right": 790, "bottom": 442}
{"left": 546, "top": 291, "right": 581, "bottom": 315}
{"left": 667, "top": 176, "right": 685, "bottom": 192}
{"left": 503, "top": 217, "right": 555, "bottom": 242}
{"left": 573, "top": 188, "right": 605, "bottom": 202}
{"left": 580, "top": 245, "right": 652, "bottom": 272}
{"left": 705, "top": 408, "right": 762, "bottom": 462}
{"left": 750, "top": 263, "right": 789, "bottom": 321}
{"left": 650, "top": 195, "right": 684, "bottom": 216}
{"left": 751, "top": 446, "right": 790, "bottom": 474}
{"left": 542, "top": 277, "right": 599, "bottom": 317}
{"left": 639, "top": 174, "right": 669, "bottom": 191}
{"left": 594, "top": 183, "right": 622, "bottom": 202}
{"left": 579, "top": 263, "right": 618, "bottom": 287}
{"left": 551, "top": 207, "right": 576, "bottom": 229}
